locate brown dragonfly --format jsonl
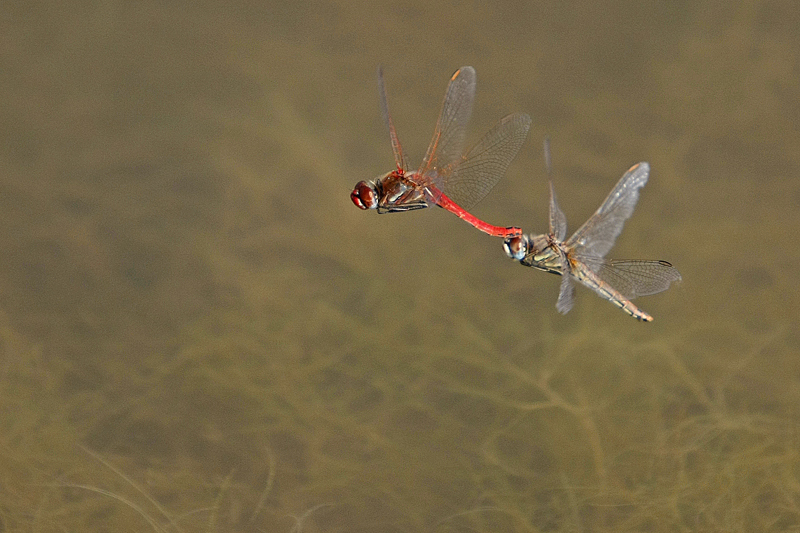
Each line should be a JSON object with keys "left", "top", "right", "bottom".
{"left": 504, "top": 150, "right": 681, "bottom": 321}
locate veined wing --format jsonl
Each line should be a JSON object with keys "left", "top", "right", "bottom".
{"left": 542, "top": 137, "right": 567, "bottom": 241}
{"left": 566, "top": 162, "right": 649, "bottom": 258}
{"left": 419, "top": 67, "right": 476, "bottom": 197}
{"left": 549, "top": 180, "right": 567, "bottom": 241}
{"left": 574, "top": 255, "right": 681, "bottom": 299}
{"left": 556, "top": 258, "right": 575, "bottom": 314}
{"left": 442, "top": 113, "right": 531, "bottom": 209}
{"left": 377, "top": 66, "right": 405, "bottom": 170}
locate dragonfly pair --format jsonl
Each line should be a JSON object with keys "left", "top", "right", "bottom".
{"left": 350, "top": 66, "right": 680, "bottom": 321}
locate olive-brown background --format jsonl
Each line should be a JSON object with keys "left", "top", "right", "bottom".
{"left": 2, "top": 1, "right": 799, "bottom": 531}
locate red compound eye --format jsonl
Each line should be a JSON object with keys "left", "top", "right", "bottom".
{"left": 350, "top": 181, "right": 377, "bottom": 210}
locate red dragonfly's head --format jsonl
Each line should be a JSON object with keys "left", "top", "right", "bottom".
{"left": 350, "top": 180, "right": 379, "bottom": 210}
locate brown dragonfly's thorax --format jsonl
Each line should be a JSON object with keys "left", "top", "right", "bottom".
{"left": 525, "top": 234, "right": 563, "bottom": 274}
{"left": 504, "top": 233, "right": 563, "bottom": 274}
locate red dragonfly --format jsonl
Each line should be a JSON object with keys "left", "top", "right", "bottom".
{"left": 350, "top": 66, "right": 531, "bottom": 238}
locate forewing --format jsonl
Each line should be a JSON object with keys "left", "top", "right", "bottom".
{"left": 577, "top": 256, "right": 682, "bottom": 299}
{"left": 377, "top": 66, "right": 404, "bottom": 170}
{"left": 442, "top": 113, "right": 531, "bottom": 208}
{"left": 566, "top": 163, "right": 650, "bottom": 258}
{"left": 549, "top": 181, "right": 567, "bottom": 241}
{"left": 419, "top": 67, "right": 476, "bottom": 200}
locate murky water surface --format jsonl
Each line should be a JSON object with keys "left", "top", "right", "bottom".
{"left": 2, "top": 1, "right": 799, "bottom": 531}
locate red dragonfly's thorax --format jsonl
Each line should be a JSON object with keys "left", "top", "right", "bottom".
{"left": 351, "top": 169, "right": 429, "bottom": 212}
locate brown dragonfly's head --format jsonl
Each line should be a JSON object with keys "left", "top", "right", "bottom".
{"left": 503, "top": 235, "right": 528, "bottom": 261}
{"left": 504, "top": 234, "right": 550, "bottom": 262}
{"left": 350, "top": 180, "right": 379, "bottom": 210}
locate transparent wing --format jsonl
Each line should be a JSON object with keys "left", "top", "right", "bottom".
{"left": 440, "top": 113, "right": 531, "bottom": 208}
{"left": 377, "top": 66, "right": 404, "bottom": 170}
{"left": 418, "top": 67, "right": 476, "bottom": 196}
{"left": 575, "top": 256, "right": 682, "bottom": 299}
{"left": 566, "top": 163, "right": 650, "bottom": 259}
{"left": 543, "top": 137, "right": 567, "bottom": 240}
{"left": 549, "top": 181, "right": 567, "bottom": 241}
{"left": 556, "top": 269, "right": 575, "bottom": 314}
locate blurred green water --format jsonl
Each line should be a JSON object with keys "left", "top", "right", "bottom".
{"left": 1, "top": 1, "right": 799, "bottom": 531}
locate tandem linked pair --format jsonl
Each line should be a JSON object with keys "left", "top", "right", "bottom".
{"left": 351, "top": 66, "right": 680, "bottom": 322}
